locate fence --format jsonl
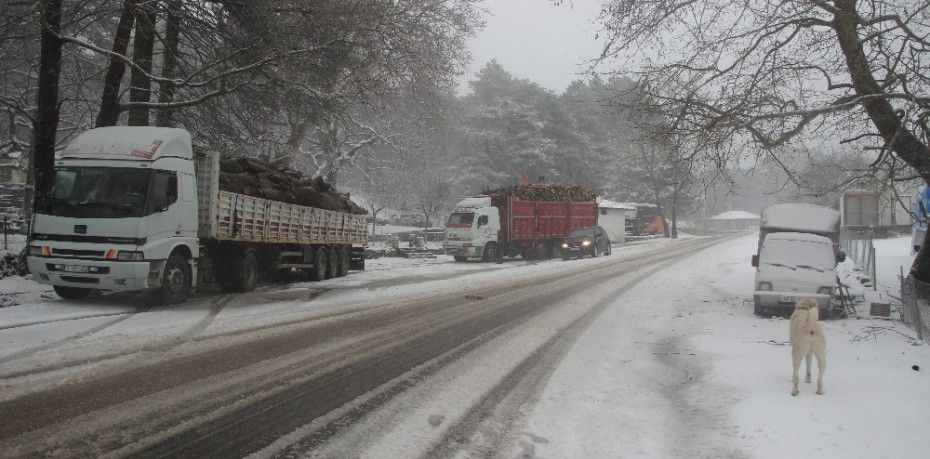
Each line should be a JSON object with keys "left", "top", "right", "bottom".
{"left": 840, "top": 227, "right": 877, "bottom": 290}
{"left": 899, "top": 274, "right": 930, "bottom": 341}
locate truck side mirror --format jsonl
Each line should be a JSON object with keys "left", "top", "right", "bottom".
{"left": 751, "top": 254, "right": 758, "bottom": 267}
{"left": 836, "top": 250, "right": 846, "bottom": 263}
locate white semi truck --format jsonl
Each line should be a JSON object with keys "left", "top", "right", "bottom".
{"left": 27, "top": 127, "right": 367, "bottom": 303}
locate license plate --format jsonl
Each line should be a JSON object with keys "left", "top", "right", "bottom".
{"left": 59, "top": 264, "right": 90, "bottom": 273}
{"left": 779, "top": 295, "right": 796, "bottom": 303}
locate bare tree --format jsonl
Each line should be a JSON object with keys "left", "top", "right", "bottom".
{"left": 597, "top": 0, "right": 930, "bottom": 278}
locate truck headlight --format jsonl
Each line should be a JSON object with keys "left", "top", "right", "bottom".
{"left": 757, "top": 281, "right": 773, "bottom": 291}
{"left": 582, "top": 240, "right": 591, "bottom": 246}
{"left": 562, "top": 243, "right": 569, "bottom": 248}
{"left": 117, "top": 251, "right": 145, "bottom": 261}
{"left": 28, "top": 246, "right": 42, "bottom": 256}
{"left": 817, "top": 287, "right": 833, "bottom": 296}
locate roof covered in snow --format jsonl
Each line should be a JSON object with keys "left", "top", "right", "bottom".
{"left": 761, "top": 203, "right": 840, "bottom": 234}
{"left": 597, "top": 198, "right": 636, "bottom": 210}
{"left": 709, "top": 210, "right": 759, "bottom": 221}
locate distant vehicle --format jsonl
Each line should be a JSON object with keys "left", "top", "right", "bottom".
{"left": 443, "top": 189, "right": 597, "bottom": 262}
{"left": 626, "top": 204, "right": 665, "bottom": 236}
{"left": 561, "top": 226, "right": 611, "bottom": 260}
{"left": 758, "top": 203, "right": 841, "bottom": 255}
{"left": 751, "top": 232, "right": 843, "bottom": 316}
{"left": 913, "top": 186, "right": 930, "bottom": 252}
{"left": 27, "top": 127, "right": 367, "bottom": 303}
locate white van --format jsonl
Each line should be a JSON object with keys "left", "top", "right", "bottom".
{"left": 751, "top": 232, "right": 841, "bottom": 316}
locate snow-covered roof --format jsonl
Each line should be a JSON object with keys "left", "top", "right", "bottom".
{"left": 60, "top": 127, "right": 192, "bottom": 161}
{"left": 761, "top": 203, "right": 840, "bottom": 234}
{"left": 597, "top": 198, "right": 636, "bottom": 210}
{"left": 709, "top": 210, "right": 759, "bottom": 221}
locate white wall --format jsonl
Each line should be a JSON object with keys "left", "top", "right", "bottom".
{"left": 599, "top": 208, "right": 626, "bottom": 243}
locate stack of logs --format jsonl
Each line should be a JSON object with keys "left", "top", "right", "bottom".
{"left": 218, "top": 155, "right": 367, "bottom": 215}
{"left": 486, "top": 184, "right": 597, "bottom": 202}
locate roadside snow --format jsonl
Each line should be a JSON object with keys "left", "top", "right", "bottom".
{"left": 521, "top": 234, "right": 930, "bottom": 458}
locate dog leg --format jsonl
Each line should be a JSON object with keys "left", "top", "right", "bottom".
{"left": 805, "top": 352, "right": 812, "bottom": 383}
{"left": 815, "top": 348, "right": 826, "bottom": 395}
{"left": 791, "top": 350, "right": 801, "bottom": 396}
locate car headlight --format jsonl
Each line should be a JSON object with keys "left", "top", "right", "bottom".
{"left": 817, "top": 287, "right": 833, "bottom": 296}
{"left": 582, "top": 240, "right": 591, "bottom": 246}
{"left": 28, "top": 245, "right": 43, "bottom": 256}
{"left": 117, "top": 251, "right": 145, "bottom": 261}
{"left": 562, "top": 243, "right": 569, "bottom": 248}
{"left": 757, "top": 281, "right": 773, "bottom": 291}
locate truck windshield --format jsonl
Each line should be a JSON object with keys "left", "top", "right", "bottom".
{"left": 447, "top": 212, "right": 475, "bottom": 226}
{"left": 36, "top": 167, "right": 153, "bottom": 218}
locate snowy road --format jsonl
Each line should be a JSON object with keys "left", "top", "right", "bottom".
{"left": 2, "top": 234, "right": 927, "bottom": 458}
{"left": 0, "top": 236, "right": 727, "bottom": 456}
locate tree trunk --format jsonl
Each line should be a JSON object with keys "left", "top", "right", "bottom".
{"left": 670, "top": 191, "right": 679, "bottom": 239}
{"left": 832, "top": 1, "right": 930, "bottom": 280}
{"left": 32, "top": 0, "right": 63, "bottom": 204}
{"left": 370, "top": 207, "right": 378, "bottom": 237}
{"left": 155, "top": 0, "right": 180, "bottom": 127}
{"left": 127, "top": 1, "right": 157, "bottom": 126}
{"left": 95, "top": 0, "right": 135, "bottom": 127}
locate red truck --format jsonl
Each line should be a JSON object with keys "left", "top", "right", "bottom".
{"left": 443, "top": 189, "right": 598, "bottom": 261}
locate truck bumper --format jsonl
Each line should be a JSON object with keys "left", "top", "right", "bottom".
{"left": 753, "top": 291, "right": 832, "bottom": 311}
{"left": 443, "top": 243, "right": 479, "bottom": 258}
{"left": 27, "top": 256, "right": 155, "bottom": 292}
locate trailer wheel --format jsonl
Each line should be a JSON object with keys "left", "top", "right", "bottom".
{"left": 337, "top": 246, "right": 349, "bottom": 277}
{"left": 239, "top": 251, "right": 260, "bottom": 292}
{"left": 326, "top": 247, "right": 338, "bottom": 279}
{"left": 309, "top": 247, "right": 327, "bottom": 281}
{"left": 156, "top": 253, "right": 191, "bottom": 304}
{"left": 53, "top": 285, "right": 94, "bottom": 301}
{"left": 453, "top": 255, "right": 468, "bottom": 262}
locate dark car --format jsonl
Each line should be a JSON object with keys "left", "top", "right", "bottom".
{"left": 561, "top": 226, "right": 611, "bottom": 260}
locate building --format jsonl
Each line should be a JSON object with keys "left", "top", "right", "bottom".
{"left": 838, "top": 184, "right": 911, "bottom": 234}
{"left": 597, "top": 199, "right": 634, "bottom": 243}
{"left": 705, "top": 210, "right": 760, "bottom": 232}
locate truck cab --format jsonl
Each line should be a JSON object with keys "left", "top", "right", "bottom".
{"left": 27, "top": 127, "right": 200, "bottom": 302}
{"left": 443, "top": 196, "right": 501, "bottom": 262}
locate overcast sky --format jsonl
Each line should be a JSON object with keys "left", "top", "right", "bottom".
{"left": 455, "top": 0, "right": 606, "bottom": 95}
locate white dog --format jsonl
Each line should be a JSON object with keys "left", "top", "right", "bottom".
{"left": 790, "top": 297, "right": 826, "bottom": 396}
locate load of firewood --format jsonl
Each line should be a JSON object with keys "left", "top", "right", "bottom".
{"left": 485, "top": 184, "right": 596, "bottom": 202}
{"left": 217, "top": 155, "right": 367, "bottom": 215}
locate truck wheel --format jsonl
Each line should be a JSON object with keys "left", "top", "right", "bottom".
{"left": 562, "top": 252, "right": 570, "bottom": 261}
{"left": 453, "top": 255, "right": 468, "bottom": 262}
{"left": 239, "top": 251, "right": 260, "bottom": 292}
{"left": 310, "top": 248, "right": 327, "bottom": 281}
{"left": 53, "top": 285, "right": 94, "bottom": 300}
{"left": 482, "top": 243, "right": 497, "bottom": 262}
{"left": 337, "top": 246, "right": 349, "bottom": 277}
{"left": 156, "top": 253, "right": 190, "bottom": 304}
{"left": 326, "top": 247, "right": 338, "bottom": 279}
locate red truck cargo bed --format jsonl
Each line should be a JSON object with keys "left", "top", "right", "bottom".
{"left": 492, "top": 194, "right": 597, "bottom": 244}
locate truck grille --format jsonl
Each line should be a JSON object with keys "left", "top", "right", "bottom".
{"left": 52, "top": 248, "right": 106, "bottom": 258}
{"left": 59, "top": 276, "right": 100, "bottom": 284}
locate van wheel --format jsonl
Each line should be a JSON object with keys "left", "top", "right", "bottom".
{"left": 53, "top": 285, "right": 94, "bottom": 300}
{"left": 156, "top": 253, "right": 190, "bottom": 304}
{"left": 337, "top": 246, "right": 350, "bottom": 277}
{"left": 753, "top": 299, "right": 765, "bottom": 316}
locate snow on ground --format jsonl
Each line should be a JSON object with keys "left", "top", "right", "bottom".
{"left": 0, "top": 239, "right": 671, "bottom": 395}
{"left": 521, "top": 234, "right": 929, "bottom": 458}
